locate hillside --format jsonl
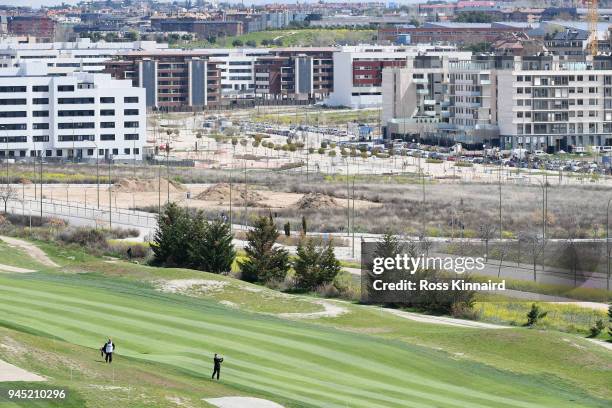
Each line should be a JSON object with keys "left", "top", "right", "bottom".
{"left": 0, "top": 241, "right": 610, "bottom": 407}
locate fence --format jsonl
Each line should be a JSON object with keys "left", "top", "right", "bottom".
{"left": 6, "top": 197, "right": 158, "bottom": 231}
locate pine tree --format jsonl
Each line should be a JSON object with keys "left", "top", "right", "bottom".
{"left": 239, "top": 215, "right": 289, "bottom": 283}
{"left": 526, "top": 303, "right": 547, "bottom": 327}
{"left": 150, "top": 203, "right": 191, "bottom": 266}
{"left": 294, "top": 238, "right": 341, "bottom": 291}
{"left": 189, "top": 218, "right": 235, "bottom": 274}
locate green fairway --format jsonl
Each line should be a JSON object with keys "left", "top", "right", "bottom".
{"left": 0, "top": 270, "right": 609, "bottom": 408}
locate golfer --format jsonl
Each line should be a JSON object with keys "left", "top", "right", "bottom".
{"left": 211, "top": 353, "right": 223, "bottom": 380}
{"left": 103, "top": 339, "right": 116, "bottom": 364}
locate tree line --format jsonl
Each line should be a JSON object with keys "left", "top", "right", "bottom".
{"left": 151, "top": 203, "right": 341, "bottom": 291}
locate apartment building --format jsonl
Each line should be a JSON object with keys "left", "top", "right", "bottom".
{"left": 0, "top": 62, "right": 145, "bottom": 161}
{"left": 498, "top": 55, "right": 612, "bottom": 152}
{"left": 327, "top": 45, "right": 470, "bottom": 108}
{"left": 382, "top": 55, "right": 460, "bottom": 141}
{"left": 104, "top": 50, "right": 221, "bottom": 110}
{"left": 379, "top": 23, "right": 532, "bottom": 47}
{"left": 382, "top": 54, "right": 612, "bottom": 152}
{"left": 7, "top": 16, "right": 56, "bottom": 42}
{"left": 253, "top": 48, "right": 334, "bottom": 101}
{"left": 104, "top": 47, "right": 334, "bottom": 109}
{"left": 0, "top": 38, "right": 168, "bottom": 75}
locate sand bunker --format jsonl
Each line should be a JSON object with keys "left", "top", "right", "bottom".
{"left": 205, "top": 397, "right": 285, "bottom": 408}
{"left": 111, "top": 178, "right": 186, "bottom": 193}
{"left": 0, "top": 359, "right": 45, "bottom": 382}
{"left": 155, "top": 279, "right": 228, "bottom": 295}
{"left": 294, "top": 193, "right": 342, "bottom": 210}
{"left": 195, "top": 183, "right": 263, "bottom": 204}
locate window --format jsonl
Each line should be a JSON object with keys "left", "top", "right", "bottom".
{"left": 87, "top": 149, "right": 94, "bottom": 156}
{"left": 33, "top": 123, "right": 49, "bottom": 130}
{"left": 124, "top": 109, "right": 139, "bottom": 116}
{"left": 56, "top": 150, "right": 62, "bottom": 157}
{"left": 101, "top": 122, "right": 115, "bottom": 128}
{"left": 112, "top": 148, "right": 118, "bottom": 155}
{"left": 58, "top": 135, "right": 94, "bottom": 142}
{"left": 0, "top": 124, "right": 26, "bottom": 130}
{"left": 33, "top": 135, "right": 49, "bottom": 142}
{"left": 100, "top": 134, "right": 115, "bottom": 141}
{"left": 100, "top": 97, "right": 115, "bottom": 103}
{"left": 124, "top": 96, "right": 138, "bottom": 103}
{"left": 124, "top": 148, "right": 130, "bottom": 155}
{"left": 58, "top": 122, "right": 95, "bottom": 129}
{"left": 0, "top": 99, "right": 26, "bottom": 105}
{"left": 58, "top": 97, "right": 94, "bottom": 104}
{"left": 58, "top": 110, "right": 94, "bottom": 117}
{"left": 100, "top": 109, "right": 115, "bottom": 116}
{"left": 33, "top": 98, "right": 49, "bottom": 105}
{"left": 57, "top": 85, "right": 75, "bottom": 92}
{"left": 98, "top": 149, "right": 104, "bottom": 156}
{"left": 124, "top": 134, "right": 139, "bottom": 140}
{"left": 0, "top": 136, "right": 27, "bottom": 143}
{"left": 45, "top": 150, "right": 52, "bottom": 157}
{"left": 134, "top": 148, "right": 139, "bottom": 155}
{"left": 33, "top": 110, "right": 49, "bottom": 117}
{"left": 124, "top": 121, "right": 139, "bottom": 128}
{"left": 0, "top": 86, "right": 26, "bottom": 92}
{"left": 0, "top": 111, "right": 26, "bottom": 118}
{"left": 33, "top": 85, "right": 49, "bottom": 92}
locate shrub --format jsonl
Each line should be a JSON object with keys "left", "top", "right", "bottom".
{"left": 589, "top": 319, "right": 605, "bottom": 337}
{"left": 293, "top": 237, "right": 341, "bottom": 291}
{"left": 58, "top": 227, "right": 107, "bottom": 247}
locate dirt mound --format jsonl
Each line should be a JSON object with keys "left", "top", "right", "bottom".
{"left": 111, "top": 178, "right": 185, "bottom": 193}
{"left": 195, "top": 183, "right": 263, "bottom": 205}
{"left": 294, "top": 193, "right": 341, "bottom": 210}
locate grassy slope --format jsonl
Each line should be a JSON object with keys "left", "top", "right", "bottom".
{"left": 0, "top": 267, "right": 609, "bottom": 408}
{"left": 178, "top": 29, "right": 376, "bottom": 49}
{"left": 0, "top": 241, "right": 46, "bottom": 271}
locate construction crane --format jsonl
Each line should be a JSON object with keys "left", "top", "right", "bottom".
{"left": 584, "top": 0, "right": 599, "bottom": 56}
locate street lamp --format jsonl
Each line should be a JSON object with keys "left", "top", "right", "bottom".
{"left": 606, "top": 197, "right": 612, "bottom": 291}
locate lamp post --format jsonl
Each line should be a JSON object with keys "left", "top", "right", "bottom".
{"left": 606, "top": 197, "right": 612, "bottom": 291}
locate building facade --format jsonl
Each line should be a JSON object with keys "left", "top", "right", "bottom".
{"left": 383, "top": 54, "right": 612, "bottom": 152}
{"left": 0, "top": 63, "right": 145, "bottom": 161}
{"left": 104, "top": 50, "right": 221, "bottom": 110}
{"left": 0, "top": 38, "right": 168, "bottom": 75}
{"left": 327, "top": 45, "right": 470, "bottom": 108}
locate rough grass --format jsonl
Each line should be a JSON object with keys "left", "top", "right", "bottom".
{"left": 474, "top": 300, "right": 608, "bottom": 336}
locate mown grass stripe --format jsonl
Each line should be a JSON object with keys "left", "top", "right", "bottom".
{"left": 0, "top": 297, "right": 511, "bottom": 408}
{"left": 0, "top": 282, "right": 546, "bottom": 408}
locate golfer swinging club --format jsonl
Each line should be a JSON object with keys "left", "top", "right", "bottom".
{"left": 212, "top": 353, "right": 223, "bottom": 380}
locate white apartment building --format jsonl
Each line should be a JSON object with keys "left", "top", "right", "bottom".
{"left": 0, "top": 62, "right": 146, "bottom": 161}
{"left": 325, "top": 45, "right": 470, "bottom": 109}
{"left": 0, "top": 38, "right": 168, "bottom": 75}
{"left": 497, "top": 55, "right": 612, "bottom": 152}
{"left": 208, "top": 49, "right": 269, "bottom": 100}
{"left": 383, "top": 54, "right": 612, "bottom": 151}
